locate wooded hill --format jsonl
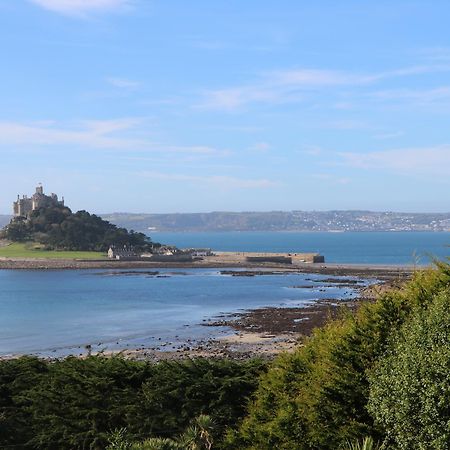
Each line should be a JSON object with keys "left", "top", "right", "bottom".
{"left": 0, "top": 205, "right": 154, "bottom": 252}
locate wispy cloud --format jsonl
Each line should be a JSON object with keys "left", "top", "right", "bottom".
{"left": 249, "top": 142, "right": 271, "bottom": 152}
{"left": 373, "top": 131, "right": 404, "bottom": 140}
{"left": 417, "top": 47, "right": 450, "bottom": 63}
{"left": 311, "top": 173, "right": 351, "bottom": 185}
{"left": 0, "top": 118, "right": 144, "bottom": 149}
{"left": 339, "top": 146, "right": 450, "bottom": 177}
{"left": 140, "top": 171, "right": 277, "bottom": 190}
{"left": 29, "top": 0, "right": 132, "bottom": 17}
{"left": 198, "top": 65, "right": 450, "bottom": 111}
{"left": 369, "top": 86, "right": 450, "bottom": 106}
{"left": 106, "top": 77, "right": 141, "bottom": 89}
{"left": 0, "top": 119, "right": 225, "bottom": 156}
{"left": 325, "top": 119, "right": 368, "bottom": 130}
{"left": 197, "top": 68, "right": 349, "bottom": 111}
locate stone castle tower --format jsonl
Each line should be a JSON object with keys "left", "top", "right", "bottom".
{"left": 13, "top": 184, "right": 65, "bottom": 217}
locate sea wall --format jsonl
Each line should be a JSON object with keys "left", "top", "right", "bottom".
{"left": 147, "top": 254, "right": 194, "bottom": 263}
{"left": 246, "top": 256, "right": 292, "bottom": 264}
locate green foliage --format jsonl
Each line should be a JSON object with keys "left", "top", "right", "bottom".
{"left": 178, "top": 414, "right": 214, "bottom": 450}
{"left": 141, "top": 358, "right": 264, "bottom": 440}
{"left": 227, "top": 263, "right": 450, "bottom": 450}
{"left": 368, "top": 285, "right": 450, "bottom": 449}
{"left": 106, "top": 428, "right": 133, "bottom": 450}
{"left": 1, "top": 204, "right": 153, "bottom": 251}
{"left": 108, "top": 415, "right": 215, "bottom": 450}
{"left": 0, "top": 356, "right": 266, "bottom": 449}
{"left": 344, "top": 436, "right": 379, "bottom": 450}
{"left": 133, "top": 437, "right": 180, "bottom": 450}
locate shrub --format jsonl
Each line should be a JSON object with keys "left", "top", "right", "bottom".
{"left": 226, "top": 263, "right": 450, "bottom": 449}
{"left": 0, "top": 356, "right": 266, "bottom": 449}
{"left": 368, "top": 286, "right": 450, "bottom": 449}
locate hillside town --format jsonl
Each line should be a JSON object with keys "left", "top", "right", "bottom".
{"left": 102, "top": 210, "right": 450, "bottom": 233}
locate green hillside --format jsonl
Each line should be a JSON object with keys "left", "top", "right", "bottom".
{"left": 0, "top": 205, "right": 154, "bottom": 252}
{"left": 0, "top": 242, "right": 105, "bottom": 260}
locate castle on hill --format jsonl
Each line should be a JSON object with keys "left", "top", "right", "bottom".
{"left": 13, "top": 184, "right": 64, "bottom": 217}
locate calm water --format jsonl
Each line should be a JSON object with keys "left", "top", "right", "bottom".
{"left": 2, "top": 232, "right": 447, "bottom": 356}
{"left": 0, "top": 268, "right": 366, "bottom": 356}
{"left": 153, "top": 231, "right": 449, "bottom": 265}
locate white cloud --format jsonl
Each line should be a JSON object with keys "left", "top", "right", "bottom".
{"left": 140, "top": 171, "right": 277, "bottom": 190}
{"left": 0, "top": 118, "right": 144, "bottom": 149}
{"left": 269, "top": 68, "right": 358, "bottom": 86}
{"left": 325, "top": 119, "right": 368, "bottom": 130}
{"left": 369, "top": 86, "right": 450, "bottom": 105}
{"left": 249, "top": 142, "right": 271, "bottom": 152}
{"left": 29, "top": 0, "right": 132, "bottom": 16}
{"left": 417, "top": 47, "right": 450, "bottom": 63}
{"left": 339, "top": 146, "right": 450, "bottom": 177}
{"left": 197, "top": 68, "right": 349, "bottom": 111}
{"left": 373, "top": 131, "right": 404, "bottom": 140}
{"left": 301, "top": 145, "right": 323, "bottom": 156}
{"left": 311, "top": 174, "right": 351, "bottom": 185}
{"left": 106, "top": 77, "right": 141, "bottom": 89}
{"left": 198, "top": 65, "right": 450, "bottom": 111}
{"left": 0, "top": 119, "right": 225, "bottom": 156}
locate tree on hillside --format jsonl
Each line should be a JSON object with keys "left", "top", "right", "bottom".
{"left": 0, "top": 205, "right": 154, "bottom": 252}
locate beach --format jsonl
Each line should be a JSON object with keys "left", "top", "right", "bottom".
{"left": 88, "top": 274, "right": 404, "bottom": 362}
{"left": 0, "top": 258, "right": 411, "bottom": 361}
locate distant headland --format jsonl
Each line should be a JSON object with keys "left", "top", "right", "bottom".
{"left": 2, "top": 209, "right": 449, "bottom": 234}
{"left": 102, "top": 211, "right": 450, "bottom": 233}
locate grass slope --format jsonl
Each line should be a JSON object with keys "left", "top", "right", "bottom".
{"left": 0, "top": 242, "right": 106, "bottom": 260}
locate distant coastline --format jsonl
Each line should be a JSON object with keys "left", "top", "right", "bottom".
{"left": 101, "top": 210, "right": 450, "bottom": 233}
{"left": 2, "top": 211, "right": 450, "bottom": 233}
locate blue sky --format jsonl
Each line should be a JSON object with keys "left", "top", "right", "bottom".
{"left": 0, "top": 0, "right": 449, "bottom": 214}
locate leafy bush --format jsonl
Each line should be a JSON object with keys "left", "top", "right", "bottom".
{"left": 368, "top": 286, "right": 450, "bottom": 449}
{"left": 344, "top": 436, "right": 379, "bottom": 450}
{"left": 226, "top": 263, "right": 450, "bottom": 449}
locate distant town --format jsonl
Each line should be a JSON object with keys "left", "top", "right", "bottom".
{"left": 1, "top": 209, "right": 449, "bottom": 233}
{"left": 101, "top": 211, "right": 450, "bottom": 233}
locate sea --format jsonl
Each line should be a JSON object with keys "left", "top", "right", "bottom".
{"left": 0, "top": 231, "right": 448, "bottom": 357}
{"left": 153, "top": 231, "right": 450, "bottom": 265}
{"left": 0, "top": 269, "right": 367, "bottom": 357}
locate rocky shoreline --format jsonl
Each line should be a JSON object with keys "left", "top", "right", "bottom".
{"left": 58, "top": 276, "right": 400, "bottom": 362}
{"left": 0, "top": 261, "right": 412, "bottom": 362}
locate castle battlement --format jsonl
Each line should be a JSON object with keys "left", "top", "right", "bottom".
{"left": 13, "top": 184, "right": 64, "bottom": 217}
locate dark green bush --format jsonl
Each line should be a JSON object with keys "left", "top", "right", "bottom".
{"left": 0, "top": 356, "right": 266, "bottom": 449}
{"left": 226, "top": 263, "right": 450, "bottom": 449}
